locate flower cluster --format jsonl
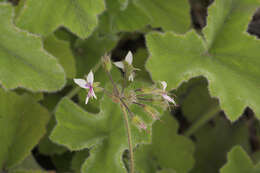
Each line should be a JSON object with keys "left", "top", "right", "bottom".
{"left": 73, "top": 51, "right": 176, "bottom": 131}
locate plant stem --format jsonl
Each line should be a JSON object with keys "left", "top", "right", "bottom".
{"left": 121, "top": 104, "right": 134, "bottom": 173}
{"left": 104, "top": 68, "right": 120, "bottom": 96}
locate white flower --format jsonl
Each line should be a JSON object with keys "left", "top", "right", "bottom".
{"left": 114, "top": 51, "right": 135, "bottom": 81}
{"left": 160, "top": 81, "right": 176, "bottom": 105}
{"left": 73, "top": 71, "right": 97, "bottom": 104}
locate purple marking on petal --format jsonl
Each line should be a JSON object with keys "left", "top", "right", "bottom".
{"left": 162, "top": 94, "right": 176, "bottom": 105}
{"left": 85, "top": 83, "right": 91, "bottom": 88}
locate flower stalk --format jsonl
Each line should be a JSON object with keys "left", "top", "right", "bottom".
{"left": 71, "top": 51, "right": 177, "bottom": 173}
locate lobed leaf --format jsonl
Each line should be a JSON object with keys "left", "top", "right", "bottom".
{"left": 220, "top": 146, "right": 260, "bottom": 173}
{"left": 135, "top": 113, "right": 195, "bottom": 173}
{"left": 43, "top": 34, "right": 76, "bottom": 79}
{"left": 50, "top": 95, "right": 150, "bottom": 173}
{"left": 0, "top": 3, "right": 66, "bottom": 92}
{"left": 15, "top": 0, "right": 105, "bottom": 38}
{"left": 0, "top": 88, "right": 50, "bottom": 170}
{"left": 146, "top": 0, "right": 260, "bottom": 120}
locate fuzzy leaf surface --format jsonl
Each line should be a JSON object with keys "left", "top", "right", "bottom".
{"left": 43, "top": 34, "right": 76, "bottom": 79}
{"left": 0, "top": 88, "right": 50, "bottom": 170}
{"left": 50, "top": 95, "right": 150, "bottom": 173}
{"left": 15, "top": 0, "right": 105, "bottom": 38}
{"left": 103, "top": 0, "right": 190, "bottom": 33}
{"left": 135, "top": 113, "right": 195, "bottom": 173}
{"left": 220, "top": 146, "right": 260, "bottom": 173}
{"left": 146, "top": 0, "right": 260, "bottom": 120}
{"left": 0, "top": 4, "right": 65, "bottom": 92}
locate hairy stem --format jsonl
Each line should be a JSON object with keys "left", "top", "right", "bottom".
{"left": 121, "top": 104, "right": 134, "bottom": 173}
{"left": 104, "top": 68, "right": 120, "bottom": 96}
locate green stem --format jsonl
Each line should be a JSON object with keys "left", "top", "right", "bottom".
{"left": 121, "top": 104, "right": 134, "bottom": 173}
{"left": 184, "top": 105, "right": 220, "bottom": 137}
{"left": 105, "top": 68, "right": 120, "bottom": 96}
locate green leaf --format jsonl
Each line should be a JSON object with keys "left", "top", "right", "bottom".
{"left": 175, "top": 77, "right": 220, "bottom": 135}
{"left": 74, "top": 32, "right": 118, "bottom": 77}
{"left": 38, "top": 117, "right": 67, "bottom": 156}
{"left": 11, "top": 155, "right": 42, "bottom": 171}
{"left": 104, "top": 0, "right": 190, "bottom": 33}
{"left": 50, "top": 95, "right": 150, "bottom": 173}
{"left": 133, "top": 0, "right": 191, "bottom": 33}
{"left": 0, "top": 4, "right": 66, "bottom": 92}
{"left": 15, "top": 0, "right": 105, "bottom": 38}
{"left": 190, "top": 116, "right": 251, "bottom": 173}
{"left": 0, "top": 88, "right": 50, "bottom": 170}
{"left": 10, "top": 170, "right": 48, "bottom": 173}
{"left": 43, "top": 34, "right": 76, "bottom": 79}
{"left": 71, "top": 150, "right": 89, "bottom": 173}
{"left": 135, "top": 113, "right": 195, "bottom": 173}
{"left": 220, "top": 146, "right": 260, "bottom": 173}
{"left": 174, "top": 77, "right": 251, "bottom": 173}
{"left": 146, "top": 0, "right": 260, "bottom": 120}
{"left": 51, "top": 151, "right": 74, "bottom": 172}
{"left": 157, "top": 169, "right": 176, "bottom": 173}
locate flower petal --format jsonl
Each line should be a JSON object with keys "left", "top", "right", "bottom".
{"left": 162, "top": 94, "right": 176, "bottom": 105}
{"left": 85, "top": 96, "right": 89, "bottom": 104}
{"left": 92, "top": 91, "right": 97, "bottom": 99}
{"left": 114, "top": 61, "right": 124, "bottom": 69}
{"left": 161, "top": 81, "right": 167, "bottom": 91}
{"left": 87, "top": 70, "right": 94, "bottom": 84}
{"left": 125, "top": 51, "right": 133, "bottom": 65}
{"left": 73, "top": 79, "right": 87, "bottom": 88}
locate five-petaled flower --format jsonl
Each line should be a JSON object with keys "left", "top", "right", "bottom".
{"left": 161, "top": 81, "right": 176, "bottom": 105}
{"left": 114, "top": 51, "right": 135, "bottom": 81}
{"left": 73, "top": 71, "right": 97, "bottom": 104}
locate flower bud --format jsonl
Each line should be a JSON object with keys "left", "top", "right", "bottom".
{"left": 102, "top": 54, "right": 112, "bottom": 72}
{"left": 144, "top": 105, "right": 160, "bottom": 120}
{"left": 132, "top": 116, "right": 147, "bottom": 131}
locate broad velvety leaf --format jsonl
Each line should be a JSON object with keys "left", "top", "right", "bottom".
{"left": 174, "top": 77, "right": 251, "bottom": 173}
{"left": 190, "top": 116, "right": 250, "bottom": 173}
{"left": 146, "top": 0, "right": 260, "bottom": 120}
{"left": 175, "top": 77, "right": 220, "bottom": 134}
{"left": 38, "top": 117, "right": 67, "bottom": 156}
{"left": 11, "top": 155, "right": 42, "bottom": 171}
{"left": 71, "top": 150, "right": 89, "bottom": 173}
{"left": 74, "top": 32, "right": 118, "bottom": 77}
{"left": 220, "top": 146, "right": 260, "bottom": 173}
{"left": 0, "top": 4, "right": 65, "bottom": 92}
{"left": 135, "top": 113, "right": 195, "bottom": 173}
{"left": 50, "top": 95, "right": 151, "bottom": 173}
{"left": 0, "top": 88, "right": 50, "bottom": 170}
{"left": 133, "top": 0, "right": 191, "bottom": 33}
{"left": 102, "top": 0, "right": 190, "bottom": 33}
{"left": 43, "top": 34, "right": 76, "bottom": 79}
{"left": 15, "top": 0, "right": 105, "bottom": 38}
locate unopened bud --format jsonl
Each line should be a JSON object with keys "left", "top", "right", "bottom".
{"left": 144, "top": 105, "right": 160, "bottom": 120}
{"left": 132, "top": 116, "right": 147, "bottom": 131}
{"left": 102, "top": 54, "right": 112, "bottom": 71}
